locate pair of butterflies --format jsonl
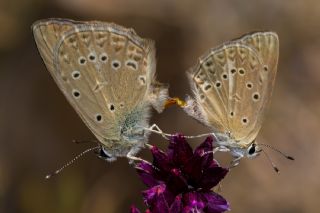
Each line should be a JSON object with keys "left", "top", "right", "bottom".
{"left": 33, "top": 18, "right": 288, "bottom": 172}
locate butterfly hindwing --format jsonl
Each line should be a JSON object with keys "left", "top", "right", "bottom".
{"left": 238, "top": 32, "right": 279, "bottom": 134}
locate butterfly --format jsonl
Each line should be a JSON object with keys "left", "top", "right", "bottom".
{"left": 177, "top": 31, "right": 293, "bottom": 169}
{"left": 32, "top": 18, "right": 168, "bottom": 165}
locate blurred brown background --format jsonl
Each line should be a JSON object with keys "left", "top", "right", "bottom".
{"left": 0, "top": 0, "right": 319, "bottom": 212}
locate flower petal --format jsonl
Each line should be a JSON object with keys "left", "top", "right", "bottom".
{"left": 168, "top": 134, "right": 193, "bottom": 166}
{"left": 194, "top": 136, "right": 214, "bottom": 157}
{"left": 130, "top": 205, "right": 141, "bottom": 213}
{"left": 199, "top": 166, "right": 229, "bottom": 189}
{"left": 183, "top": 153, "right": 204, "bottom": 185}
{"left": 182, "top": 192, "right": 206, "bottom": 212}
{"left": 183, "top": 136, "right": 215, "bottom": 181}
{"left": 169, "top": 195, "right": 183, "bottom": 212}
{"left": 166, "top": 168, "right": 188, "bottom": 194}
{"left": 135, "top": 135, "right": 231, "bottom": 213}
{"left": 184, "top": 136, "right": 228, "bottom": 188}
{"left": 136, "top": 161, "right": 160, "bottom": 187}
{"left": 203, "top": 192, "right": 230, "bottom": 213}
{"left": 151, "top": 146, "right": 172, "bottom": 174}
{"left": 194, "top": 136, "right": 220, "bottom": 170}
{"left": 142, "top": 184, "right": 174, "bottom": 213}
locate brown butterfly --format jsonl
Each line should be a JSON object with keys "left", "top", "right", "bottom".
{"left": 172, "top": 31, "right": 293, "bottom": 170}
{"left": 32, "top": 18, "right": 168, "bottom": 167}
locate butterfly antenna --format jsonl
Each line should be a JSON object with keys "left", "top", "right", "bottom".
{"left": 258, "top": 143, "right": 294, "bottom": 161}
{"left": 45, "top": 146, "right": 100, "bottom": 179}
{"left": 261, "top": 149, "right": 280, "bottom": 173}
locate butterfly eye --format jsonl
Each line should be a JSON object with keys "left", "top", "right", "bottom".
{"left": 97, "top": 148, "right": 112, "bottom": 160}
{"left": 248, "top": 144, "right": 256, "bottom": 155}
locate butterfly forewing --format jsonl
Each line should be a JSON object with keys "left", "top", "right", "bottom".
{"left": 33, "top": 19, "right": 157, "bottom": 145}
{"left": 188, "top": 32, "right": 279, "bottom": 145}
{"left": 33, "top": 19, "right": 75, "bottom": 74}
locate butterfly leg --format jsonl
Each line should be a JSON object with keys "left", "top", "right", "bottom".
{"left": 213, "top": 146, "right": 231, "bottom": 154}
{"left": 145, "top": 124, "right": 218, "bottom": 141}
{"left": 183, "top": 132, "right": 214, "bottom": 139}
{"left": 126, "top": 154, "right": 148, "bottom": 164}
{"left": 229, "top": 156, "right": 242, "bottom": 168}
{"left": 212, "top": 147, "right": 219, "bottom": 154}
{"left": 145, "top": 143, "right": 153, "bottom": 149}
{"left": 201, "top": 146, "right": 230, "bottom": 157}
{"left": 126, "top": 148, "right": 151, "bottom": 165}
{"left": 200, "top": 146, "right": 221, "bottom": 157}
{"left": 144, "top": 124, "right": 172, "bottom": 140}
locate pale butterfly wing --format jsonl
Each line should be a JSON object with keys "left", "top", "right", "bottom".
{"left": 33, "top": 19, "right": 166, "bottom": 150}
{"left": 186, "top": 32, "right": 278, "bottom": 146}
{"left": 32, "top": 19, "right": 75, "bottom": 75}
{"left": 237, "top": 32, "right": 279, "bottom": 137}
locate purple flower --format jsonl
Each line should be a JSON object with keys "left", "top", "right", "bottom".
{"left": 130, "top": 205, "right": 142, "bottom": 213}
{"left": 132, "top": 134, "right": 230, "bottom": 213}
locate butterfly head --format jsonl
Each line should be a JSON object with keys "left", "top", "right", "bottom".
{"left": 95, "top": 146, "right": 117, "bottom": 162}
{"left": 246, "top": 141, "right": 261, "bottom": 159}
